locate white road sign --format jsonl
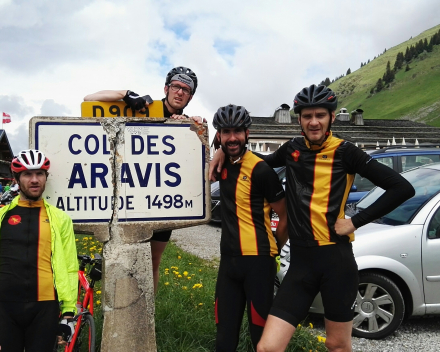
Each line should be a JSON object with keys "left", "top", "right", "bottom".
{"left": 31, "top": 118, "right": 207, "bottom": 223}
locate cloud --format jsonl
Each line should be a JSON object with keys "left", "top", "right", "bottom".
{"left": 40, "top": 99, "right": 71, "bottom": 116}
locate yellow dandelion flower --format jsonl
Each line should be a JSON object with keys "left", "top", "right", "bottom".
{"left": 297, "top": 324, "right": 301, "bottom": 328}
{"left": 187, "top": 276, "right": 191, "bottom": 280}
{"left": 75, "top": 239, "right": 79, "bottom": 242}
{"left": 178, "top": 275, "right": 182, "bottom": 278}
{"left": 191, "top": 273, "right": 195, "bottom": 276}
{"left": 96, "top": 291, "right": 101, "bottom": 295}
{"left": 96, "top": 300, "right": 101, "bottom": 305}
{"left": 309, "top": 323, "right": 313, "bottom": 329}
{"left": 177, "top": 256, "right": 181, "bottom": 259}
{"left": 183, "top": 271, "right": 188, "bottom": 276}
{"left": 199, "top": 269, "right": 202, "bottom": 272}
{"left": 164, "top": 282, "right": 170, "bottom": 286}
{"left": 189, "top": 263, "right": 192, "bottom": 265}
{"left": 171, "top": 266, "right": 178, "bottom": 270}
{"left": 198, "top": 303, "right": 203, "bottom": 306}
{"left": 317, "top": 336, "right": 326, "bottom": 343}
{"left": 165, "top": 272, "right": 169, "bottom": 275}
{"left": 182, "top": 286, "right": 187, "bottom": 290}
{"left": 165, "top": 268, "right": 169, "bottom": 271}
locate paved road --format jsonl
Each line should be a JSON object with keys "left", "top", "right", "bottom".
{"left": 172, "top": 223, "right": 440, "bottom": 352}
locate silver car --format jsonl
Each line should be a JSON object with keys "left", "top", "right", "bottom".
{"left": 276, "top": 162, "right": 440, "bottom": 339}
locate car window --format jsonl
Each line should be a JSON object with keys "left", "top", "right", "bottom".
{"left": 427, "top": 206, "right": 440, "bottom": 240}
{"left": 277, "top": 168, "right": 286, "bottom": 181}
{"left": 357, "top": 167, "right": 440, "bottom": 225}
{"left": 402, "top": 154, "right": 440, "bottom": 171}
{"left": 353, "top": 157, "right": 393, "bottom": 192}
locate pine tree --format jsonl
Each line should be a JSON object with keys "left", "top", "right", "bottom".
{"left": 423, "top": 38, "right": 429, "bottom": 50}
{"left": 383, "top": 61, "right": 394, "bottom": 84}
{"left": 427, "top": 37, "right": 434, "bottom": 52}
{"left": 324, "top": 77, "right": 331, "bottom": 86}
{"left": 394, "top": 52, "right": 404, "bottom": 71}
{"left": 405, "top": 64, "right": 410, "bottom": 72}
{"left": 404, "top": 46, "right": 411, "bottom": 62}
{"left": 360, "top": 62, "right": 363, "bottom": 68}
{"left": 416, "top": 39, "right": 424, "bottom": 55}
{"left": 376, "top": 78, "right": 384, "bottom": 92}
{"left": 346, "top": 68, "right": 351, "bottom": 75}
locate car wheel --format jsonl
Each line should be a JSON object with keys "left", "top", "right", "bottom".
{"left": 352, "top": 272, "right": 405, "bottom": 339}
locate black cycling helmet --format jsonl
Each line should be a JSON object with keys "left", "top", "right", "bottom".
{"left": 165, "top": 66, "right": 198, "bottom": 94}
{"left": 293, "top": 84, "right": 338, "bottom": 114}
{"left": 212, "top": 104, "right": 252, "bottom": 131}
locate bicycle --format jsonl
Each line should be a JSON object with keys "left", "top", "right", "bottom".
{"left": 55, "top": 253, "right": 102, "bottom": 352}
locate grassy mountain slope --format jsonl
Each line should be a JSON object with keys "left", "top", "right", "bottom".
{"left": 329, "top": 24, "right": 440, "bottom": 127}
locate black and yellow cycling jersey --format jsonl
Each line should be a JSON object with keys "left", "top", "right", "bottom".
{"left": 261, "top": 132, "right": 414, "bottom": 247}
{"left": 219, "top": 151, "right": 285, "bottom": 256}
{"left": 0, "top": 199, "right": 55, "bottom": 302}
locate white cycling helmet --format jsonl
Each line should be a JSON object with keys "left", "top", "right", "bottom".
{"left": 11, "top": 149, "right": 51, "bottom": 173}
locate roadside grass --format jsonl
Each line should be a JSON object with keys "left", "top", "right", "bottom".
{"left": 73, "top": 236, "right": 327, "bottom": 351}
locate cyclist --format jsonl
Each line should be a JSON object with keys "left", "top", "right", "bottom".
{"left": 210, "top": 85, "right": 415, "bottom": 352}
{"left": 0, "top": 149, "right": 78, "bottom": 351}
{"left": 84, "top": 66, "right": 205, "bottom": 294}
{"left": 212, "top": 104, "right": 288, "bottom": 351}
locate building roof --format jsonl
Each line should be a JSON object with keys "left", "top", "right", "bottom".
{"left": 0, "top": 130, "right": 14, "bottom": 162}
{"left": 249, "top": 116, "right": 440, "bottom": 147}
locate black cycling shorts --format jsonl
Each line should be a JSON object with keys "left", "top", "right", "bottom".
{"left": 151, "top": 229, "right": 172, "bottom": 242}
{"left": 215, "top": 255, "right": 276, "bottom": 351}
{"left": 271, "top": 243, "right": 358, "bottom": 326}
{"left": 0, "top": 300, "right": 60, "bottom": 352}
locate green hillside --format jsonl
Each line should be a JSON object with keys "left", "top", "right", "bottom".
{"left": 328, "top": 24, "right": 440, "bottom": 127}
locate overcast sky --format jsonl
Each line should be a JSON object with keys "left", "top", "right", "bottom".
{"left": 1, "top": 0, "right": 439, "bottom": 154}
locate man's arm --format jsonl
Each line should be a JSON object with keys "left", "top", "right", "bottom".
{"left": 270, "top": 197, "right": 288, "bottom": 252}
{"left": 341, "top": 146, "right": 415, "bottom": 231}
{"left": 84, "top": 90, "right": 127, "bottom": 101}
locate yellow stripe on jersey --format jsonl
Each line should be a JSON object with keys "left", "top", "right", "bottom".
{"left": 38, "top": 206, "right": 55, "bottom": 301}
{"left": 310, "top": 143, "right": 339, "bottom": 246}
{"left": 236, "top": 161, "right": 258, "bottom": 255}
{"left": 339, "top": 173, "right": 355, "bottom": 243}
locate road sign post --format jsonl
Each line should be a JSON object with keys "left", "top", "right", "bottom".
{"left": 30, "top": 115, "right": 210, "bottom": 351}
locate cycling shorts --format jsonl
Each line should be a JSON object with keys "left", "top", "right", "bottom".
{"left": 151, "top": 230, "right": 172, "bottom": 242}
{"left": 0, "top": 300, "right": 59, "bottom": 352}
{"left": 270, "top": 243, "right": 358, "bottom": 326}
{"left": 215, "top": 255, "right": 276, "bottom": 351}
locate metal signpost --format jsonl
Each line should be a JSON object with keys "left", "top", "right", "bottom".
{"left": 30, "top": 111, "right": 210, "bottom": 351}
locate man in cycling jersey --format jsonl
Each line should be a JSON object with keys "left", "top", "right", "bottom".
{"left": 212, "top": 104, "right": 288, "bottom": 351}
{"left": 84, "top": 66, "right": 205, "bottom": 294}
{"left": 0, "top": 149, "right": 78, "bottom": 351}
{"left": 210, "top": 85, "right": 415, "bottom": 352}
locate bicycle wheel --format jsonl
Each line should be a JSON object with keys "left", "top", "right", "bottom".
{"left": 72, "top": 313, "right": 96, "bottom": 352}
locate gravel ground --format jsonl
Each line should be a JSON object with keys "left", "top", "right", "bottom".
{"left": 172, "top": 223, "right": 440, "bottom": 352}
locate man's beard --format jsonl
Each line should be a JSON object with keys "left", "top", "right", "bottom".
{"left": 20, "top": 186, "right": 45, "bottom": 202}
{"left": 222, "top": 141, "right": 247, "bottom": 159}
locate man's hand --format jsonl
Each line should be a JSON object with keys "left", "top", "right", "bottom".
{"left": 170, "top": 115, "right": 206, "bottom": 124}
{"left": 334, "top": 218, "right": 356, "bottom": 236}
{"left": 58, "top": 317, "right": 75, "bottom": 345}
{"left": 209, "top": 148, "right": 226, "bottom": 181}
{"left": 123, "top": 90, "right": 149, "bottom": 112}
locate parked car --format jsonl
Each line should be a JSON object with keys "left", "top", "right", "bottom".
{"left": 347, "top": 147, "right": 440, "bottom": 204}
{"left": 275, "top": 162, "right": 440, "bottom": 339}
{"left": 211, "top": 166, "right": 286, "bottom": 230}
